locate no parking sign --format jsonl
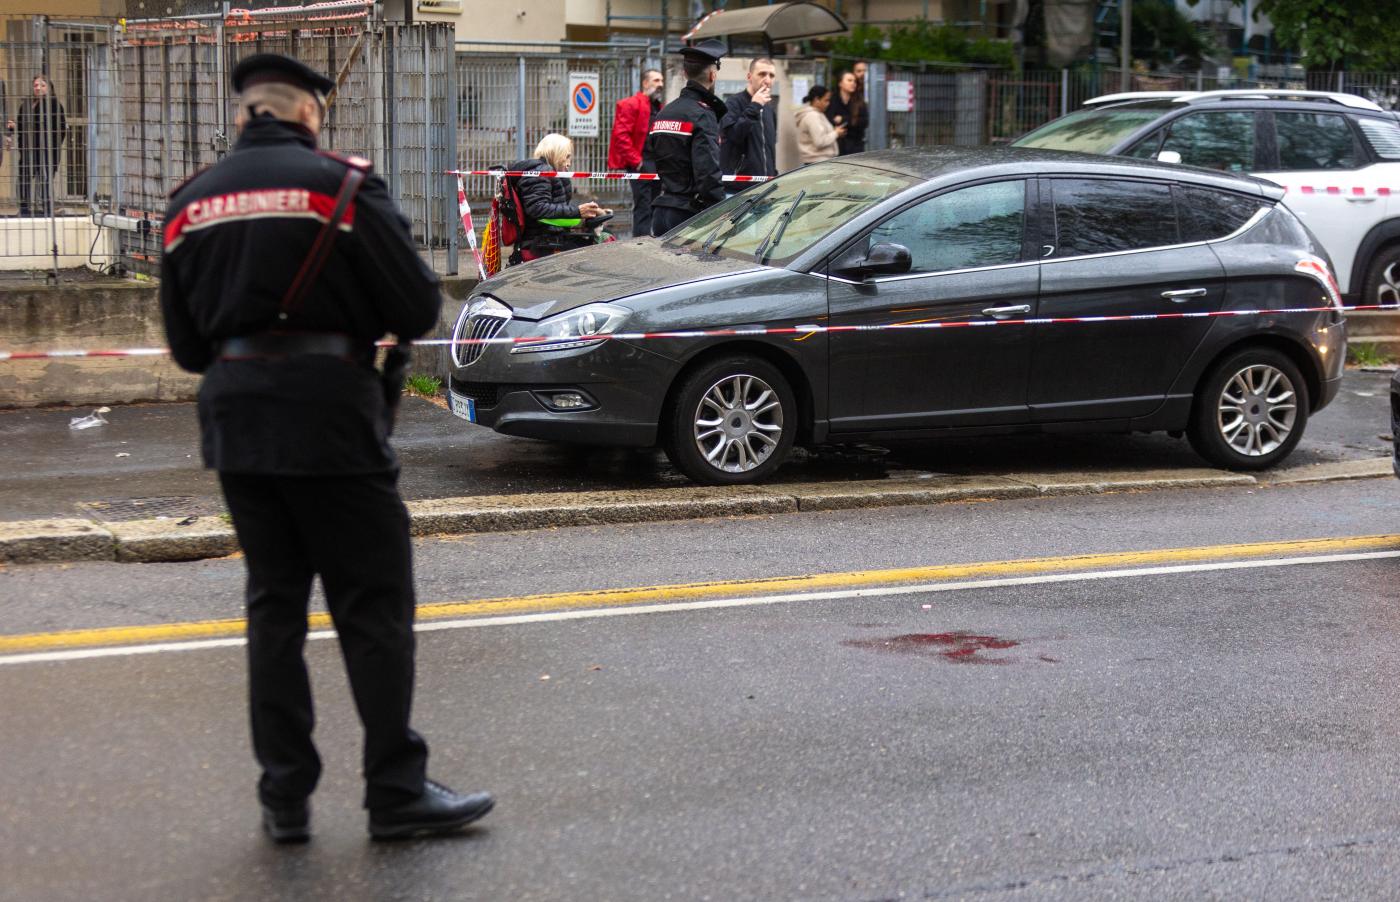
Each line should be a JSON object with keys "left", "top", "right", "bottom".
{"left": 568, "top": 72, "right": 600, "bottom": 138}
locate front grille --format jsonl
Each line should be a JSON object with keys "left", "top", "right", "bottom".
{"left": 450, "top": 377, "right": 501, "bottom": 409}
{"left": 451, "top": 300, "right": 512, "bottom": 367}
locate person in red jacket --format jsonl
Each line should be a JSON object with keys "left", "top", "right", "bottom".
{"left": 607, "top": 68, "right": 663, "bottom": 237}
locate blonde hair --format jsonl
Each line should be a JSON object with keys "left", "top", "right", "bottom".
{"left": 533, "top": 133, "right": 573, "bottom": 170}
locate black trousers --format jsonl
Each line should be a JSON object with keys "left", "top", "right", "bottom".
{"left": 219, "top": 470, "right": 428, "bottom": 810}
{"left": 651, "top": 204, "right": 693, "bottom": 237}
{"left": 17, "top": 154, "right": 58, "bottom": 217}
{"left": 629, "top": 177, "right": 656, "bottom": 238}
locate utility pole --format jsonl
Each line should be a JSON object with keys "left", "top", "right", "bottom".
{"left": 1120, "top": 0, "right": 1131, "bottom": 92}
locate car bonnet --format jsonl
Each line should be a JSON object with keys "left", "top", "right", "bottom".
{"left": 475, "top": 239, "right": 766, "bottom": 320}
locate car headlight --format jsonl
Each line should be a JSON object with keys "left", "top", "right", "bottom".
{"left": 512, "top": 303, "right": 631, "bottom": 354}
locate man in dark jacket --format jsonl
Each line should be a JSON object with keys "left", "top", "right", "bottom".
{"left": 160, "top": 53, "right": 493, "bottom": 844}
{"left": 643, "top": 40, "right": 728, "bottom": 237}
{"left": 607, "top": 69, "right": 663, "bottom": 237}
{"left": 719, "top": 57, "right": 778, "bottom": 190}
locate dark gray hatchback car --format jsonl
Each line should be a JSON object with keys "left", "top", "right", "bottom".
{"left": 448, "top": 147, "right": 1347, "bottom": 485}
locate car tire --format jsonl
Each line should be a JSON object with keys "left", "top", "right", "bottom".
{"left": 663, "top": 355, "right": 797, "bottom": 485}
{"left": 1186, "top": 347, "right": 1310, "bottom": 471}
{"left": 1362, "top": 243, "right": 1400, "bottom": 309}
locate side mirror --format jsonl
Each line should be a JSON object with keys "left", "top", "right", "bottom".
{"left": 1157, "top": 150, "right": 1183, "bottom": 165}
{"left": 833, "top": 242, "right": 913, "bottom": 280}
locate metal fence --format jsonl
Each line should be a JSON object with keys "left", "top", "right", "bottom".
{"left": 454, "top": 40, "right": 661, "bottom": 209}
{"left": 0, "top": 8, "right": 456, "bottom": 280}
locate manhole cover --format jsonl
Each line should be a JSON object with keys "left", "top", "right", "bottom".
{"left": 77, "top": 496, "right": 226, "bottom": 523}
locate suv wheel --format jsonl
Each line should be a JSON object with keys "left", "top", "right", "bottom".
{"left": 663, "top": 355, "right": 796, "bottom": 485}
{"left": 1363, "top": 244, "right": 1400, "bottom": 309}
{"left": 1187, "top": 348, "right": 1309, "bottom": 471}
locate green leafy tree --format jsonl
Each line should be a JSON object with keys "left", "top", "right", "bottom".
{"left": 1221, "top": 0, "right": 1400, "bottom": 70}
{"left": 829, "top": 21, "right": 1015, "bottom": 68}
{"left": 1131, "top": 0, "right": 1215, "bottom": 69}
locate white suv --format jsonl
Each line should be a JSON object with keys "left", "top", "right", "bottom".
{"left": 1014, "top": 90, "right": 1400, "bottom": 306}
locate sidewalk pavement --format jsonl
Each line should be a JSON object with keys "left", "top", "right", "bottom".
{"left": 1, "top": 370, "right": 1394, "bottom": 565}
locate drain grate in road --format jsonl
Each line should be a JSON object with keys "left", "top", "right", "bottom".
{"left": 77, "top": 496, "right": 226, "bottom": 523}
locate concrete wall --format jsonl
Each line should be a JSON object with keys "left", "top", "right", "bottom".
{"left": 419, "top": 0, "right": 567, "bottom": 43}
{"left": 0, "top": 282, "right": 199, "bottom": 409}
{"left": 0, "top": 218, "right": 117, "bottom": 273}
{"left": 0, "top": 276, "right": 479, "bottom": 409}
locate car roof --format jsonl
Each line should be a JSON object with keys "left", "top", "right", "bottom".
{"left": 839, "top": 145, "right": 1286, "bottom": 200}
{"left": 1085, "top": 89, "right": 1385, "bottom": 112}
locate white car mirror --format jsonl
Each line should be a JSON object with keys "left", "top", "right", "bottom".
{"left": 1157, "top": 150, "right": 1183, "bottom": 165}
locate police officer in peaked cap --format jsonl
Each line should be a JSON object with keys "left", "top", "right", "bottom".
{"left": 160, "top": 52, "right": 494, "bottom": 843}
{"left": 643, "top": 38, "right": 729, "bottom": 236}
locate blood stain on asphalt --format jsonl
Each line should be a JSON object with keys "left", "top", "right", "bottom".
{"left": 842, "top": 632, "right": 1020, "bottom": 664}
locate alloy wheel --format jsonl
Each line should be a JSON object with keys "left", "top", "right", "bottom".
{"left": 1378, "top": 260, "right": 1400, "bottom": 309}
{"left": 1216, "top": 364, "right": 1297, "bottom": 457}
{"left": 691, "top": 373, "right": 785, "bottom": 474}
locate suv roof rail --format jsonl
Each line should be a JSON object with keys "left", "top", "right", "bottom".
{"left": 1085, "top": 89, "right": 1385, "bottom": 112}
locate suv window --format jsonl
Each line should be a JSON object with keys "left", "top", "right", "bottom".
{"left": 1159, "top": 111, "right": 1257, "bottom": 172}
{"left": 1175, "top": 186, "right": 1265, "bottom": 242}
{"left": 868, "top": 181, "right": 1026, "bottom": 274}
{"left": 1357, "top": 117, "right": 1400, "bottom": 160}
{"left": 1051, "top": 179, "right": 1178, "bottom": 258}
{"left": 1273, "top": 112, "right": 1361, "bottom": 170}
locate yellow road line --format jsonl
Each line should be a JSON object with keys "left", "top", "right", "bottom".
{"left": 3, "top": 533, "right": 1397, "bottom": 654}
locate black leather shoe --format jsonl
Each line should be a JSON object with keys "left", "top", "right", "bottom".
{"left": 262, "top": 801, "right": 310, "bottom": 844}
{"left": 368, "top": 779, "right": 494, "bottom": 841}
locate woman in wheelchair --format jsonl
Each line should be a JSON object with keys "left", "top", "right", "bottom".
{"left": 510, "top": 134, "right": 612, "bottom": 263}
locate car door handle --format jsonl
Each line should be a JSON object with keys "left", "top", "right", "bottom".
{"left": 982, "top": 304, "right": 1031, "bottom": 319}
{"left": 1345, "top": 196, "right": 1378, "bottom": 203}
{"left": 1161, "top": 288, "right": 1208, "bottom": 302}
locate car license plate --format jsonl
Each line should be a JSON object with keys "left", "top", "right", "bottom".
{"left": 449, "top": 390, "right": 476, "bottom": 423}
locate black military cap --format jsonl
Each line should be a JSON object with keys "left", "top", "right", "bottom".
{"left": 679, "top": 39, "right": 726, "bottom": 66}
{"left": 231, "top": 53, "right": 335, "bottom": 99}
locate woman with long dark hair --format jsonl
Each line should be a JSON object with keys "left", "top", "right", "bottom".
{"left": 824, "top": 70, "right": 867, "bottom": 156}
{"left": 13, "top": 74, "right": 67, "bottom": 217}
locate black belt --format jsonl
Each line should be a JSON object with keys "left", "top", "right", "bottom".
{"left": 218, "top": 332, "right": 365, "bottom": 361}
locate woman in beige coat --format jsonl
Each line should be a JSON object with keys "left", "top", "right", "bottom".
{"left": 793, "top": 85, "right": 846, "bottom": 164}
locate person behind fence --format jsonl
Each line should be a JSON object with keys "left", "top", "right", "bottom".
{"left": 794, "top": 85, "right": 845, "bottom": 165}
{"left": 607, "top": 68, "right": 663, "bottom": 238}
{"left": 12, "top": 75, "right": 67, "bottom": 217}
{"left": 719, "top": 57, "right": 779, "bottom": 192}
{"left": 509, "top": 134, "right": 609, "bottom": 263}
{"left": 643, "top": 39, "right": 728, "bottom": 237}
{"left": 826, "top": 70, "right": 868, "bottom": 156}
{"left": 158, "top": 52, "right": 494, "bottom": 845}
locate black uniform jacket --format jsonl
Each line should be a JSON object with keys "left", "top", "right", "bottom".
{"left": 159, "top": 115, "right": 441, "bottom": 475}
{"left": 719, "top": 89, "right": 778, "bottom": 180}
{"left": 642, "top": 81, "right": 728, "bottom": 213}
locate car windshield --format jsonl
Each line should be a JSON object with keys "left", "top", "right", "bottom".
{"left": 665, "top": 162, "right": 918, "bottom": 266}
{"left": 1013, "top": 105, "right": 1171, "bottom": 154}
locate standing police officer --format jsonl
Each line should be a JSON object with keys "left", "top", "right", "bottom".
{"left": 643, "top": 39, "right": 728, "bottom": 237}
{"left": 159, "top": 54, "right": 493, "bottom": 844}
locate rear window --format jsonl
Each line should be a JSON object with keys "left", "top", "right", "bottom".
{"left": 1012, "top": 106, "right": 1169, "bottom": 154}
{"left": 1357, "top": 117, "right": 1400, "bottom": 160}
{"left": 1050, "top": 179, "right": 1179, "bottom": 258}
{"left": 1274, "top": 112, "right": 1360, "bottom": 171}
{"left": 1175, "top": 186, "right": 1266, "bottom": 242}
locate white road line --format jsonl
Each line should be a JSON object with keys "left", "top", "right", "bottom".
{"left": 3, "top": 549, "right": 1397, "bottom": 667}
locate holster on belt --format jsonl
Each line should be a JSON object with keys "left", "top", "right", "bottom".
{"left": 379, "top": 341, "right": 412, "bottom": 436}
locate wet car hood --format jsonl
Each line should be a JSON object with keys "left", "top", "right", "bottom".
{"left": 476, "top": 238, "right": 765, "bottom": 320}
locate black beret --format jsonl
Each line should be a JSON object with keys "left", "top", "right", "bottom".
{"left": 231, "top": 53, "right": 335, "bottom": 98}
{"left": 679, "top": 39, "right": 726, "bottom": 66}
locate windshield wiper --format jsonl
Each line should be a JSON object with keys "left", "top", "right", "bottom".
{"left": 753, "top": 190, "right": 805, "bottom": 265}
{"left": 699, "top": 183, "right": 779, "bottom": 256}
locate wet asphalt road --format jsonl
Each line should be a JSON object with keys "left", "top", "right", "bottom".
{"left": 0, "top": 370, "right": 1394, "bottom": 522}
{"left": 3, "top": 479, "right": 1400, "bottom": 899}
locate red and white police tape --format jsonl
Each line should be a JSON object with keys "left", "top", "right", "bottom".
{"left": 0, "top": 303, "right": 1380, "bottom": 362}
{"left": 456, "top": 175, "right": 488, "bottom": 281}
{"left": 449, "top": 169, "right": 773, "bottom": 183}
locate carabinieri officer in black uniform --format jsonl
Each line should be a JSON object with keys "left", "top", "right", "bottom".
{"left": 159, "top": 53, "right": 493, "bottom": 844}
{"left": 644, "top": 39, "right": 728, "bottom": 236}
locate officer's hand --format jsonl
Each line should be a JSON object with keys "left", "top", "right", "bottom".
{"left": 579, "top": 201, "right": 605, "bottom": 218}
{"left": 753, "top": 85, "right": 772, "bottom": 107}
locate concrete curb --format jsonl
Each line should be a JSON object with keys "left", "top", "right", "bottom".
{"left": 0, "top": 460, "right": 1390, "bottom": 566}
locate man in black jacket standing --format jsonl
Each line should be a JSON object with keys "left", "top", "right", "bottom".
{"left": 160, "top": 53, "right": 493, "bottom": 844}
{"left": 719, "top": 57, "right": 778, "bottom": 191}
{"left": 643, "top": 39, "right": 728, "bottom": 236}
